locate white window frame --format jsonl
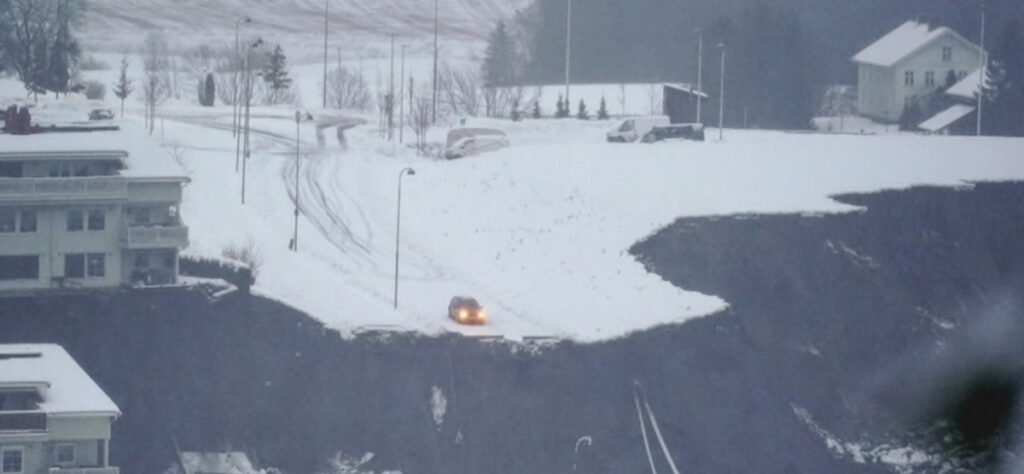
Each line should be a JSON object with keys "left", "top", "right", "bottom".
{"left": 54, "top": 444, "right": 75, "bottom": 466}
{"left": 1, "top": 446, "right": 24, "bottom": 474}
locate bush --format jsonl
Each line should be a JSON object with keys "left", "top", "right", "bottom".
{"left": 78, "top": 55, "right": 111, "bottom": 71}
{"left": 222, "top": 239, "right": 264, "bottom": 279}
{"left": 83, "top": 81, "right": 106, "bottom": 100}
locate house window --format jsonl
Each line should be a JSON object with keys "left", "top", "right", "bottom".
{"left": 925, "top": 71, "right": 935, "bottom": 87}
{"left": 19, "top": 210, "right": 37, "bottom": 233}
{"left": 0, "top": 256, "right": 39, "bottom": 281}
{"left": 942, "top": 46, "right": 953, "bottom": 62}
{"left": 87, "top": 254, "right": 106, "bottom": 278}
{"left": 67, "top": 210, "right": 84, "bottom": 232}
{"left": 904, "top": 71, "right": 915, "bottom": 86}
{"left": 88, "top": 210, "right": 105, "bottom": 231}
{"left": 55, "top": 444, "right": 75, "bottom": 465}
{"left": 0, "top": 163, "right": 21, "bottom": 178}
{"left": 65, "top": 254, "right": 85, "bottom": 278}
{"left": 0, "top": 209, "right": 15, "bottom": 233}
{"left": 130, "top": 208, "right": 151, "bottom": 226}
{"left": 1, "top": 447, "right": 23, "bottom": 474}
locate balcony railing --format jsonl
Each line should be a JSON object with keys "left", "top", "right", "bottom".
{"left": 121, "top": 225, "right": 189, "bottom": 249}
{"left": 0, "top": 177, "right": 128, "bottom": 202}
{"left": 49, "top": 467, "right": 119, "bottom": 474}
{"left": 0, "top": 411, "right": 47, "bottom": 432}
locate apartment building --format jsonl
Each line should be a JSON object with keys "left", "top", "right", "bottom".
{"left": 0, "top": 122, "right": 189, "bottom": 292}
{"left": 0, "top": 344, "right": 121, "bottom": 474}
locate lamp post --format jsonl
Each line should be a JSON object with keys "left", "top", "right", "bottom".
{"left": 564, "top": 0, "right": 573, "bottom": 107}
{"left": 233, "top": 16, "right": 251, "bottom": 140}
{"left": 572, "top": 436, "right": 592, "bottom": 473}
{"left": 400, "top": 45, "right": 409, "bottom": 143}
{"left": 242, "top": 38, "right": 263, "bottom": 205}
{"left": 323, "top": 0, "right": 329, "bottom": 109}
{"left": 293, "top": 111, "right": 301, "bottom": 251}
{"left": 695, "top": 28, "right": 703, "bottom": 123}
{"left": 394, "top": 167, "right": 416, "bottom": 309}
{"left": 717, "top": 43, "right": 726, "bottom": 141}
{"left": 976, "top": 6, "right": 986, "bottom": 136}
{"left": 432, "top": 0, "right": 439, "bottom": 124}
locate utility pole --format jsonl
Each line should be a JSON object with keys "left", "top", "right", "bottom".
{"left": 432, "top": 0, "right": 439, "bottom": 124}
{"left": 564, "top": 0, "right": 573, "bottom": 107}
{"left": 389, "top": 35, "right": 395, "bottom": 141}
{"left": 718, "top": 43, "right": 726, "bottom": 141}
{"left": 976, "top": 5, "right": 986, "bottom": 136}
{"left": 293, "top": 111, "right": 301, "bottom": 251}
{"left": 696, "top": 28, "right": 703, "bottom": 123}
{"left": 242, "top": 38, "right": 263, "bottom": 205}
{"left": 394, "top": 167, "right": 416, "bottom": 309}
{"left": 323, "top": 0, "right": 329, "bottom": 109}
{"left": 400, "top": 45, "right": 408, "bottom": 143}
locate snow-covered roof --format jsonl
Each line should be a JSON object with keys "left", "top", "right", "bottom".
{"left": 0, "top": 122, "right": 188, "bottom": 180}
{"left": 853, "top": 21, "right": 968, "bottom": 67}
{"left": 179, "top": 452, "right": 257, "bottom": 474}
{"left": 919, "top": 104, "right": 976, "bottom": 132}
{"left": 663, "top": 83, "right": 709, "bottom": 99}
{"left": 0, "top": 344, "right": 120, "bottom": 416}
{"left": 946, "top": 68, "right": 987, "bottom": 100}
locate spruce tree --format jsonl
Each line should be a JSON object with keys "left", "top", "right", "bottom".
{"left": 113, "top": 56, "right": 134, "bottom": 117}
{"left": 597, "top": 96, "right": 609, "bottom": 120}
{"left": 532, "top": 100, "right": 541, "bottom": 119}
{"left": 511, "top": 98, "right": 520, "bottom": 121}
{"left": 555, "top": 94, "right": 565, "bottom": 118}
{"left": 262, "top": 44, "right": 292, "bottom": 104}
{"left": 482, "top": 20, "right": 516, "bottom": 89}
{"left": 204, "top": 73, "right": 216, "bottom": 106}
{"left": 983, "top": 20, "right": 1024, "bottom": 136}
{"left": 576, "top": 99, "right": 588, "bottom": 120}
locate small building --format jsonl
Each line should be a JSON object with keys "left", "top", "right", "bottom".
{"left": 0, "top": 344, "right": 121, "bottom": 474}
{"left": 918, "top": 67, "right": 988, "bottom": 135}
{"left": 177, "top": 452, "right": 257, "bottom": 474}
{"left": 853, "top": 20, "right": 983, "bottom": 123}
{"left": 662, "top": 83, "right": 708, "bottom": 124}
{"left": 0, "top": 117, "right": 190, "bottom": 293}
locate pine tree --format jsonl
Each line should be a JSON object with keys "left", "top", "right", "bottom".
{"left": 262, "top": 44, "right": 292, "bottom": 104}
{"left": 482, "top": 20, "right": 516, "bottom": 89}
{"left": 555, "top": 94, "right": 565, "bottom": 118}
{"left": 597, "top": 96, "right": 609, "bottom": 120}
{"left": 113, "top": 56, "right": 134, "bottom": 117}
{"left": 983, "top": 20, "right": 1024, "bottom": 136}
{"left": 204, "top": 73, "right": 216, "bottom": 106}
{"left": 576, "top": 99, "right": 588, "bottom": 120}
{"left": 47, "top": 0, "right": 79, "bottom": 97}
{"left": 511, "top": 98, "right": 521, "bottom": 121}
{"left": 532, "top": 100, "right": 541, "bottom": 119}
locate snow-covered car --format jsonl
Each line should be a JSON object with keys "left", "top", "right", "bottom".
{"left": 88, "top": 109, "right": 114, "bottom": 121}
{"left": 448, "top": 296, "right": 487, "bottom": 325}
{"left": 606, "top": 116, "right": 670, "bottom": 142}
{"left": 444, "top": 128, "right": 509, "bottom": 159}
{"left": 641, "top": 123, "right": 705, "bottom": 143}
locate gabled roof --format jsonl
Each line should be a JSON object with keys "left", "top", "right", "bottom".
{"left": 919, "top": 104, "right": 976, "bottom": 132}
{"left": 853, "top": 21, "right": 974, "bottom": 67}
{"left": 947, "top": 68, "right": 988, "bottom": 99}
{"left": 0, "top": 344, "right": 120, "bottom": 416}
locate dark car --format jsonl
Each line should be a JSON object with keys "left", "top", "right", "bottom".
{"left": 448, "top": 296, "right": 487, "bottom": 325}
{"left": 641, "top": 123, "right": 705, "bottom": 143}
{"left": 88, "top": 109, "right": 114, "bottom": 121}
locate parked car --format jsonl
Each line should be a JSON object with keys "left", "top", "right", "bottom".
{"left": 88, "top": 109, "right": 115, "bottom": 121}
{"left": 641, "top": 123, "right": 705, "bottom": 143}
{"left": 448, "top": 296, "right": 487, "bottom": 325}
{"left": 444, "top": 128, "right": 510, "bottom": 159}
{"left": 606, "top": 116, "right": 670, "bottom": 142}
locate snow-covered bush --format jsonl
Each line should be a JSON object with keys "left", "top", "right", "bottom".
{"left": 222, "top": 239, "right": 264, "bottom": 278}
{"left": 83, "top": 81, "right": 106, "bottom": 100}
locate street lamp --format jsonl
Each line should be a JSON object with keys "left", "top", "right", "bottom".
{"left": 323, "top": 0, "right": 329, "bottom": 109}
{"left": 394, "top": 167, "right": 416, "bottom": 309}
{"left": 695, "top": 28, "right": 703, "bottom": 123}
{"left": 242, "top": 37, "right": 263, "bottom": 205}
{"left": 293, "top": 111, "right": 301, "bottom": 251}
{"left": 717, "top": 43, "right": 726, "bottom": 141}
{"left": 233, "top": 16, "right": 252, "bottom": 140}
{"left": 572, "top": 436, "right": 592, "bottom": 473}
{"left": 400, "top": 45, "right": 409, "bottom": 143}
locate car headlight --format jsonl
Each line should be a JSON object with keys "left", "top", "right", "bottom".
{"left": 458, "top": 309, "right": 469, "bottom": 320}
{"left": 478, "top": 310, "right": 487, "bottom": 321}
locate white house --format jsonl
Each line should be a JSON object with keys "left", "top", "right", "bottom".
{"left": 0, "top": 118, "right": 190, "bottom": 293}
{"left": 0, "top": 344, "right": 121, "bottom": 474}
{"left": 853, "top": 20, "right": 983, "bottom": 122}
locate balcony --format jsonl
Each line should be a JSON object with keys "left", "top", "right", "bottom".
{"left": 121, "top": 225, "right": 189, "bottom": 249}
{"left": 0, "top": 411, "right": 47, "bottom": 432}
{"left": 49, "top": 468, "right": 119, "bottom": 474}
{"left": 0, "top": 178, "right": 128, "bottom": 203}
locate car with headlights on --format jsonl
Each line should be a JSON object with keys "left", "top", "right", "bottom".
{"left": 448, "top": 296, "right": 487, "bottom": 325}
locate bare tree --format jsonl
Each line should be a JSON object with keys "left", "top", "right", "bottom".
{"left": 142, "top": 32, "right": 171, "bottom": 134}
{"left": 326, "top": 66, "right": 371, "bottom": 111}
{"left": 438, "top": 64, "right": 482, "bottom": 117}
{"left": 410, "top": 94, "right": 433, "bottom": 155}
{"left": 112, "top": 56, "right": 133, "bottom": 117}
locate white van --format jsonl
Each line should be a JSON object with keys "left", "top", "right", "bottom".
{"left": 445, "top": 128, "right": 510, "bottom": 159}
{"left": 606, "top": 116, "right": 670, "bottom": 142}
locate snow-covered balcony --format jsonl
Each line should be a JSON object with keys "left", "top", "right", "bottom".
{"left": 0, "top": 177, "right": 128, "bottom": 203}
{"left": 0, "top": 410, "right": 47, "bottom": 432}
{"left": 121, "top": 222, "right": 189, "bottom": 250}
{"left": 49, "top": 468, "right": 119, "bottom": 474}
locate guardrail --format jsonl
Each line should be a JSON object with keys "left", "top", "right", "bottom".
{"left": 0, "top": 411, "right": 47, "bottom": 431}
{"left": 122, "top": 225, "right": 189, "bottom": 249}
{"left": 49, "top": 467, "right": 119, "bottom": 474}
{"left": 0, "top": 178, "right": 127, "bottom": 202}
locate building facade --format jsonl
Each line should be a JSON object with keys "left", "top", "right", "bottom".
{"left": 0, "top": 344, "right": 121, "bottom": 474}
{"left": 853, "top": 20, "right": 983, "bottom": 123}
{"left": 0, "top": 125, "right": 189, "bottom": 293}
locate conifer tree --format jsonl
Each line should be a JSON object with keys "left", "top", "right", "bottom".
{"left": 576, "top": 99, "right": 588, "bottom": 120}
{"left": 113, "top": 56, "right": 134, "bottom": 117}
{"left": 983, "top": 20, "right": 1024, "bottom": 136}
{"left": 532, "top": 100, "right": 541, "bottom": 119}
{"left": 262, "top": 44, "right": 292, "bottom": 104}
{"left": 597, "top": 96, "right": 609, "bottom": 120}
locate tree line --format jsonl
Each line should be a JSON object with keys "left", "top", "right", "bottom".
{"left": 0, "top": 0, "right": 86, "bottom": 98}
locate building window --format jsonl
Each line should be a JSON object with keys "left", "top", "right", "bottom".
{"left": 67, "top": 210, "right": 84, "bottom": 232}
{"left": 0, "top": 256, "right": 39, "bottom": 281}
{"left": 942, "top": 46, "right": 953, "bottom": 62}
{"left": 19, "top": 211, "right": 37, "bottom": 233}
{"left": 87, "top": 254, "right": 106, "bottom": 277}
{"left": 1, "top": 447, "right": 23, "bottom": 474}
{"left": 55, "top": 444, "right": 75, "bottom": 465}
{"left": 65, "top": 254, "right": 85, "bottom": 278}
{"left": 904, "top": 71, "right": 915, "bottom": 86}
{"left": 87, "top": 209, "right": 105, "bottom": 231}
{"left": 130, "top": 208, "right": 150, "bottom": 226}
{"left": 0, "top": 209, "right": 15, "bottom": 233}
{"left": 925, "top": 71, "right": 935, "bottom": 87}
